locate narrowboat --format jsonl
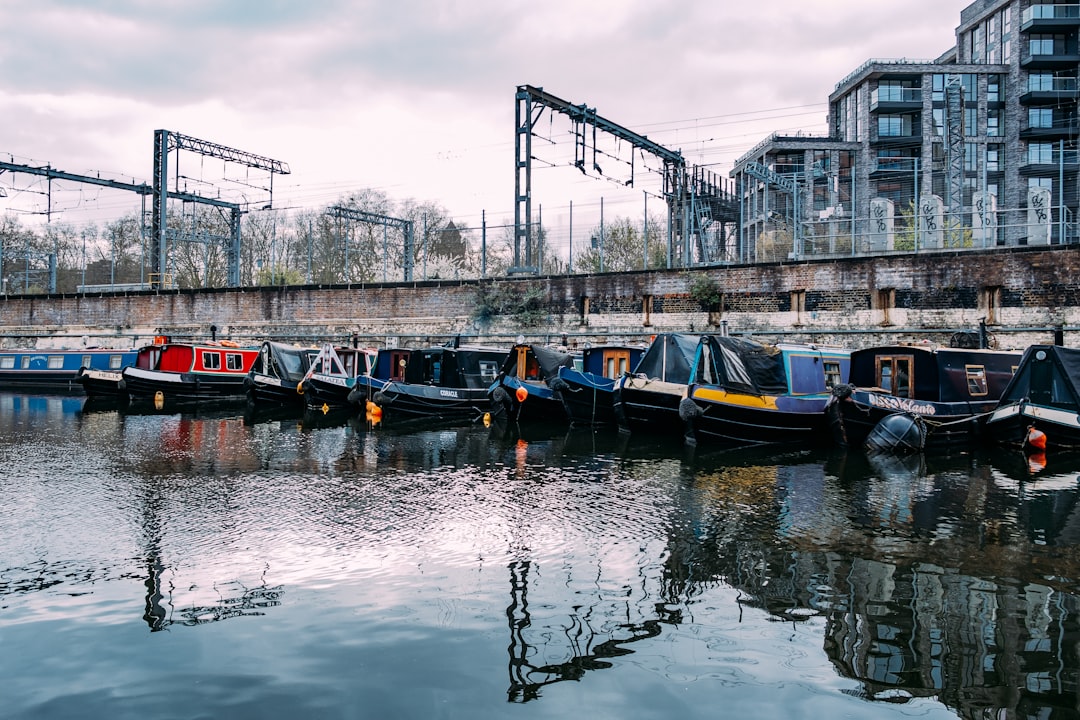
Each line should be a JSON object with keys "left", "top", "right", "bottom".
{"left": 683, "top": 337, "right": 851, "bottom": 446}
{"left": 613, "top": 333, "right": 701, "bottom": 436}
{"left": 488, "top": 344, "right": 576, "bottom": 423}
{"left": 347, "top": 346, "right": 412, "bottom": 410}
{"left": 244, "top": 341, "right": 319, "bottom": 407}
{"left": 828, "top": 344, "right": 1021, "bottom": 450}
{"left": 0, "top": 347, "right": 137, "bottom": 393}
{"left": 984, "top": 344, "right": 1080, "bottom": 451}
{"left": 299, "top": 344, "right": 377, "bottom": 411}
{"left": 122, "top": 340, "right": 260, "bottom": 406}
{"left": 554, "top": 344, "right": 645, "bottom": 426}
{"left": 370, "top": 344, "right": 505, "bottom": 422}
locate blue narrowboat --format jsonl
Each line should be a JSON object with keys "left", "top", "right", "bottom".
{"left": 488, "top": 344, "right": 576, "bottom": 423}
{"left": 554, "top": 344, "right": 646, "bottom": 426}
{"left": 682, "top": 337, "right": 851, "bottom": 447}
{"left": 0, "top": 347, "right": 137, "bottom": 393}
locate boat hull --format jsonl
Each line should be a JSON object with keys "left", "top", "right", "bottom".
{"left": 985, "top": 401, "right": 1080, "bottom": 450}
{"left": 123, "top": 366, "right": 249, "bottom": 406}
{"left": 687, "top": 388, "right": 831, "bottom": 446}
{"left": 831, "top": 389, "right": 995, "bottom": 450}
{"left": 373, "top": 381, "right": 489, "bottom": 421}
{"left": 614, "top": 378, "right": 686, "bottom": 436}
{"left": 557, "top": 370, "right": 619, "bottom": 426}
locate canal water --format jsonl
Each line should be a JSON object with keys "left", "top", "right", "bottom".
{"left": 1, "top": 393, "right": 1078, "bottom": 720}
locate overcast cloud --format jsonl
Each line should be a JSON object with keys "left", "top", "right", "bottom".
{"left": 1, "top": 0, "right": 967, "bottom": 231}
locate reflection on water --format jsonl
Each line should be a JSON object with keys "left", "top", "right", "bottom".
{"left": 1, "top": 392, "right": 1080, "bottom": 718}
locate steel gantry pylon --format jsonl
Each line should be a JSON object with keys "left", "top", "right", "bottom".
{"left": 152, "top": 130, "right": 290, "bottom": 288}
{"left": 0, "top": 158, "right": 246, "bottom": 291}
{"left": 514, "top": 84, "right": 740, "bottom": 273}
{"left": 327, "top": 206, "right": 416, "bottom": 282}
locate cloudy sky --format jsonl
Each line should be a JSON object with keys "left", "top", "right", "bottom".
{"left": 2, "top": 0, "right": 968, "bottom": 237}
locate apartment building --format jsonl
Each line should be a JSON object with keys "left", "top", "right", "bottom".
{"left": 732, "top": 0, "right": 1078, "bottom": 261}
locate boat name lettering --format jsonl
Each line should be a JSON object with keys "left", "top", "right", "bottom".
{"left": 867, "top": 393, "right": 936, "bottom": 415}
{"left": 439, "top": 389, "right": 460, "bottom": 398}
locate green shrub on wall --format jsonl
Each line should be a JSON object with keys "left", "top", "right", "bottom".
{"left": 473, "top": 281, "right": 548, "bottom": 327}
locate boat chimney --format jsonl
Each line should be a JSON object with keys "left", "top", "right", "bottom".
{"left": 210, "top": 324, "right": 217, "bottom": 342}
{"left": 1055, "top": 324, "right": 1065, "bottom": 346}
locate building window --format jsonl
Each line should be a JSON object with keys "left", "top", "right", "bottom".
{"left": 964, "top": 143, "right": 979, "bottom": 172}
{"left": 878, "top": 114, "right": 913, "bottom": 137}
{"left": 987, "top": 144, "right": 1001, "bottom": 171}
{"left": 987, "top": 75, "right": 1001, "bottom": 102}
{"left": 1030, "top": 34, "right": 1065, "bottom": 56}
{"left": 1029, "top": 73, "right": 1053, "bottom": 92}
{"left": 932, "top": 74, "right": 945, "bottom": 102}
{"left": 1029, "top": 107, "right": 1054, "bottom": 129}
{"left": 965, "top": 107, "right": 978, "bottom": 136}
{"left": 1028, "top": 143, "right": 1054, "bottom": 164}
{"left": 961, "top": 74, "right": 977, "bottom": 102}
{"left": 933, "top": 108, "right": 945, "bottom": 136}
{"left": 987, "top": 109, "right": 1002, "bottom": 136}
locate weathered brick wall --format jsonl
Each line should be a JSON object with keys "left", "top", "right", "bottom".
{"left": 1, "top": 245, "right": 1078, "bottom": 351}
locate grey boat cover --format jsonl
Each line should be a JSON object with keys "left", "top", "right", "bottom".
{"left": 631, "top": 333, "right": 701, "bottom": 383}
{"left": 998, "top": 344, "right": 1080, "bottom": 407}
{"left": 695, "top": 336, "right": 787, "bottom": 395}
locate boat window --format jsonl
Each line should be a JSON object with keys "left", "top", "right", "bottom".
{"left": 823, "top": 361, "right": 842, "bottom": 388}
{"left": 479, "top": 361, "right": 499, "bottom": 383}
{"left": 21, "top": 356, "right": 31, "bottom": 369}
{"left": 0, "top": 356, "right": 12, "bottom": 369}
{"left": 81, "top": 355, "right": 91, "bottom": 368}
{"left": 226, "top": 353, "right": 244, "bottom": 371}
{"left": 965, "top": 365, "right": 989, "bottom": 396}
{"left": 203, "top": 351, "right": 222, "bottom": 370}
{"left": 877, "top": 355, "right": 913, "bottom": 397}
{"left": 109, "top": 355, "right": 125, "bottom": 370}
{"left": 48, "top": 356, "right": 64, "bottom": 369}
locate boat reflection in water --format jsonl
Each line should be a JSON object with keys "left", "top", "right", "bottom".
{"left": 2, "top": 391, "right": 1080, "bottom": 718}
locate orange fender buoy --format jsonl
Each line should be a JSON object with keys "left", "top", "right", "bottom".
{"left": 515, "top": 385, "right": 528, "bottom": 403}
{"left": 1026, "top": 426, "right": 1048, "bottom": 450}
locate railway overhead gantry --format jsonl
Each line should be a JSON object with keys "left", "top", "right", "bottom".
{"left": 514, "top": 84, "right": 740, "bottom": 274}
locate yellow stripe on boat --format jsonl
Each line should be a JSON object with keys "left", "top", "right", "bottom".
{"left": 691, "top": 387, "right": 778, "bottom": 409}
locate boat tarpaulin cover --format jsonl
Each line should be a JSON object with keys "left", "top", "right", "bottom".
{"left": 631, "top": 334, "right": 701, "bottom": 383}
{"left": 697, "top": 336, "right": 786, "bottom": 395}
{"left": 999, "top": 344, "right": 1080, "bottom": 407}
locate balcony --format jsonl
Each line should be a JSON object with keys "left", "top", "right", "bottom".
{"left": 869, "top": 156, "right": 919, "bottom": 179}
{"left": 1019, "top": 147, "right": 1080, "bottom": 175}
{"left": 1021, "top": 45, "right": 1080, "bottom": 70}
{"left": 1021, "top": 77, "right": 1079, "bottom": 104}
{"left": 870, "top": 87, "right": 922, "bottom": 113}
{"left": 1022, "top": 4, "right": 1080, "bottom": 32}
{"left": 871, "top": 129, "right": 922, "bottom": 147}
{"left": 1020, "top": 117, "right": 1080, "bottom": 140}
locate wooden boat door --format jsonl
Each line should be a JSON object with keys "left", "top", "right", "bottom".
{"left": 602, "top": 349, "right": 632, "bottom": 379}
{"left": 390, "top": 351, "right": 409, "bottom": 381}
{"left": 515, "top": 346, "right": 541, "bottom": 380}
{"left": 876, "top": 354, "right": 914, "bottom": 398}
